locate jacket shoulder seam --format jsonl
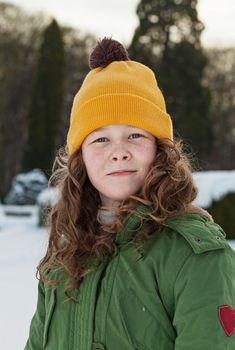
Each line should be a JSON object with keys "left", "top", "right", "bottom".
{"left": 162, "top": 220, "right": 229, "bottom": 254}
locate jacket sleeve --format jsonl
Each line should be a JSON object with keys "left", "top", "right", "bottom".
{"left": 173, "top": 247, "right": 235, "bottom": 349}
{"left": 24, "top": 280, "right": 45, "bottom": 350}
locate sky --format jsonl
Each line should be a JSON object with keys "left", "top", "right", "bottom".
{"left": 3, "top": 0, "right": 235, "bottom": 48}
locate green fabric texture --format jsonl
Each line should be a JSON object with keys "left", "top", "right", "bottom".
{"left": 24, "top": 204, "right": 235, "bottom": 349}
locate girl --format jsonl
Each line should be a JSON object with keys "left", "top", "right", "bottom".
{"left": 25, "top": 37, "right": 235, "bottom": 350}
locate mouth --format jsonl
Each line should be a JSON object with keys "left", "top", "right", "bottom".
{"left": 107, "top": 170, "right": 137, "bottom": 176}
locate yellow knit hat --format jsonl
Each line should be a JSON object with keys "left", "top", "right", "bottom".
{"left": 67, "top": 38, "right": 173, "bottom": 154}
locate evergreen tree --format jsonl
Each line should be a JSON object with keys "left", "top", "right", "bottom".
{"left": 128, "top": 0, "right": 212, "bottom": 162}
{"left": 23, "top": 19, "right": 65, "bottom": 174}
{"left": 0, "top": 2, "right": 47, "bottom": 200}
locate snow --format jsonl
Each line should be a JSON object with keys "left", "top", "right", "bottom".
{"left": 15, "top": 169, "right": 47, "bottom": 184}
{"left": 0, "top": 213, "right": 48, "bottom": 349}
{"left": 193, "top": 170, "right": 235, "bottom": 208}
{"left": 0, "top": 199, "right": 235, "bottom": 349}
{"left": 1, "top": 205, "right": 39, "bottom": 224}
{"left": 5, "top": 169, "right": 47, "bottom": 205}
{"left": 37, "top": 186, "right": 59, "bottom": 206}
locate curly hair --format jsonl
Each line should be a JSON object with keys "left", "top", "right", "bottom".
{"left": 37, "top": 137, "right": 211, "bottom": 300}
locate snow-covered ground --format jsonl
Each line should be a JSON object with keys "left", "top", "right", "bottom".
{"left": 0, "top": 207, "right": 48, "bottom": 349}
{"left": 193, "top": 170, "right": 235, "bottom": 207}
{"left": 0, "top": 205, "right": 235, "bottom": 350}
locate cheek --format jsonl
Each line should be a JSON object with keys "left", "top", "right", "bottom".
{"left": 83, "top": 150, "right": 104, "bottom": 176}
{"left": 140, "top": 144, "right": 156, "bottom": 167}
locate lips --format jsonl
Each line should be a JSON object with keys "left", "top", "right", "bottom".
{"left": 108, "top": 170, "right": 136, "bottom": 175}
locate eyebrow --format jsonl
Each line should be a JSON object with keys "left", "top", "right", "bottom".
{"left": 94, "top": 126, "right": 108, "bottom": 132}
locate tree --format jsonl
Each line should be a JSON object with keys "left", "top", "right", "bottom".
{"left": 0, "top": 3, "right": 47, "bottom": 200}
{"left": 56, "top": 27, "right": 96, "bottom": 149}
{"left": 22, "top": 19, "right": 65, "bottom": 174}
{"left": 128, "top": 0, "right": 212, "bottom": 163}
{"left": 205, "top": 48, "right": 235, "bottom": 169}
{"left": 0, "top": 4, "right": 96, "bottom": 201}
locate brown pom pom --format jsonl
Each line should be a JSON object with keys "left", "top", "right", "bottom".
{"left": 89, "top": 36, "right": 129, "bottom": 69}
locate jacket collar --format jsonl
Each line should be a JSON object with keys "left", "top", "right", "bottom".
{"left": 115, "top": 202, "right": 153, "bottom": 245}
{"left": 114, "top": 203, "right": 226, "bottom": 251}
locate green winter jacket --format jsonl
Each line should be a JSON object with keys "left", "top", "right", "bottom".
{"left": 24, "top": 204, "right": 235, "bottom": 350}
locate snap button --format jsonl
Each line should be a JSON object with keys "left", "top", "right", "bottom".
{"left": 92, "top": 342, "right": 106, "bottom": 350}
{"left": 215, "top": 235, "right": 221, "bottom": 240}
{"left": 195, "top": 238, "right": 202, "bottom": 243}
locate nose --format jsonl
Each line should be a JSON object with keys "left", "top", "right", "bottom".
{"left": 110, "top": 146, "right": 131, "bottom": 162}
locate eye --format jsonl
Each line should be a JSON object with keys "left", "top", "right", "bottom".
{"left": 129, "top": 133, "right": 144, "bottom": 139}
{"left": 93, "top": 137, "right": 108, "bottom": 143}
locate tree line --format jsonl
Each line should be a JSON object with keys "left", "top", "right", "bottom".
{"left": 0, "top": 0, "right": 235, "bottom": 201}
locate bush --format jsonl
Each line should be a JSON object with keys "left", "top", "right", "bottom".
{"left": 4, "top": 169, "right": 47, "bottom": 205}
{"left": 207, "top": 192, "right": 235, "bottom": 240}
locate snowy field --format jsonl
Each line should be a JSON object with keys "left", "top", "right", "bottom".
{"left": 0, "top": 205, "right": 235, "bottom": 350}
{"left": 0, "top": 207, "right": 48, "bottom": 350}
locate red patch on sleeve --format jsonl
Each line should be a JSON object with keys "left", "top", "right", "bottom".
{"left": 218, "top": 305, "right": 235, "bottom": 336}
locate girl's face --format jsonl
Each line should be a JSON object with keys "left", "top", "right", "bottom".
{"left": 81, "top": 124, "right": 157, "bottom": 207}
